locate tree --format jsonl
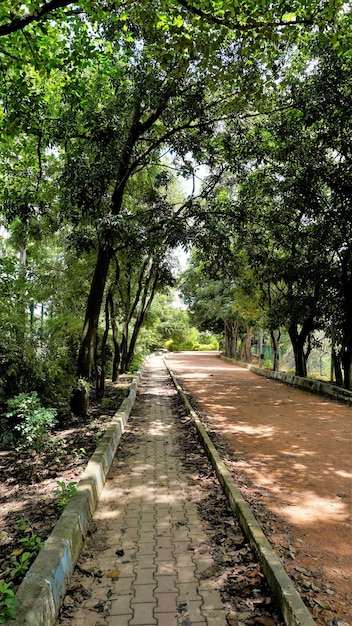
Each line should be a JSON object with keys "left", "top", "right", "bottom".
{"left": 201, "top": 33, "right": 352, "bottom": 383}
{"left": 1, "top": 0, "right": 352, "bottom": 420}
{"left": 291, "top": 40, "right": 352, "bottom": 388}
{"left": 180, "top": 249, "right": 261, "bottom": 360}
{"left": 0, "top": 0, "right": 340, "bottom": 39}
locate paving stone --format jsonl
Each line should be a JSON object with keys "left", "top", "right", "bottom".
{"left": 176, "top": 583, "right": 201, "bottom": 603}
{"left": 174, "top": 554, "right": 194, "bottom": 569}
{"left": 193, "top": 556, "right": 216, "bottom": 574}
{"left": 130, "top": 603, "right": 157, "bottom": 625}
{"left": 154, "top": 575, "right": 178, "bottom": 593}
{"left": 134, "top": 567, "right": 157, "bottom": 585}
{"left": 114, "top": 576, "right": 136, "bottom": 592}
{"left": 139, "top": 531, "right": 155, "bottom": 543}
{"left": 172, "top": 541, "right": 192, "bottom": 554}
{"left": 176, "top": 566, "right": 196, "bottom": 583}
{"left": 109, "top": 593, "right": 134, "bottom": 615}
{"left": 106, "top": 614, "right": 131, "bottom": 626}
{"left": 154, "top": 592, "right": 178, "bottom": 613}
{"left": 136, "top": 554, "right": 156, "bottom": 569}
{"left": 154, "top": 548, "right": 174, "bottom": 562}
{"left": 201, "top": 589, "right": 227, "bottom": 610}
{"left": 131, "top": 583, "right": 157, "bottom": 603}
{"left": 137, "top": 542, "right": 156, "bottom": 555}
{"left": 155, "top": 535, "right": 173, "bottom": 549}
{"left": 155, "top": 561, "right": 177, "bottom": 576}
{"left": 198, "top": 578, "right": 222, "bottom": 592}
{"left": 181, "top": 600, "right": 203, "bottom": 622}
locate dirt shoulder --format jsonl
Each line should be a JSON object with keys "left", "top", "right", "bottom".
{"left": 0, "top": 378, "right": 132, "bottom": 594}
{"left": 165, "top": 352, "right": 352, "bottom": 625}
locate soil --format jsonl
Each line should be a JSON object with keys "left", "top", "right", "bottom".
{"left": 165, "top": 352, "right": 352, "bottom": 626}
{"left": 0, "top": 377, "right": 132, "bottom": 593}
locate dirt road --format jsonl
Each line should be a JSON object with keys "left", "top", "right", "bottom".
{"left": 165, "top": 352, "right": 352, "bottom": 624}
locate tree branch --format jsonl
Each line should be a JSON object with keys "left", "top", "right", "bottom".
{"left": 0, "top": 0, "right": 74, "bottom": 37}
{"left": 176, "top": 0, "right": 314, "bottom": 31}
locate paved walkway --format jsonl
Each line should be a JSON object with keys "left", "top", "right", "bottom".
{"left": 58, "top": 355, "right": 227, "bottom": 626}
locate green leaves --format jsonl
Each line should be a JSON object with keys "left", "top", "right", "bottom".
{"left": 0, "top": 582, "right": 19, "bottom": 623}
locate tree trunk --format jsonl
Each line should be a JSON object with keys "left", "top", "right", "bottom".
{"left": 97, "top": 290, "right": 111, "bottom": 398}
{"left": 124, "top": 272, "right": 159, "bottom": 373}
{"left": 72, "top": 245, "right": 112, "bottom": 415}
{"left": 332, "top": 347, "right": 343, "bottom": 387}
{"left": 77, "top": 245, "right": 112, "bottom": 381}
{"left": 107, "top": 291, "right": 121, "bottom": 382}
{"left": 224, "top": 319, "right": 238, "bottom": 359}
{"left": 119, "top": 323, "right": 129, "bottom": 374}
{"left": 288, "top": 321, "right": 314, "bottom": 378}
{"left": 111, "top": 322, "right": 120, "bottom": 381}
{"left": 340, "top": 252, "right": 352, "bottom": 390}
{"left": 270, "top": 329, "right": 281, "bottom": 371}
{"left": 342, "top": 343, "right": 352, "bottom": 390}
{"left": 73, "top": 93, "right": 172, "bottom": 414}
{"left": 240, "top": 326, "right": 252, "bottom": 363}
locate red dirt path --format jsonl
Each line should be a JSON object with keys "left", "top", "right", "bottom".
{"left": 165, "top": 351, "right": 352, "bottom": 624}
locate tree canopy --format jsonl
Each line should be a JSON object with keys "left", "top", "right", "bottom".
{"left": 1, "top": 0, "right": 352, "bottom": 421}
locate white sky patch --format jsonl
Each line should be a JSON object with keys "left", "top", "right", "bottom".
{"left": 181, "top": 163, "right": 209, "bottom": 196}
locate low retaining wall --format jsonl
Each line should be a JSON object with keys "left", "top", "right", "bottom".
{"left": 12, "top": 367, "right": 144, "bottom": 626}
{"left": 220, "top": 355, "right": 352, "bottom": 404}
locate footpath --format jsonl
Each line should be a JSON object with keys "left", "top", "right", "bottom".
{"left": 57, "top": 354, "right": 228, "bottom": 626}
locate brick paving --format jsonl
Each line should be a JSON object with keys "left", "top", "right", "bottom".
{"left": 59, "top": 354, "right": 227, "bottom": 626}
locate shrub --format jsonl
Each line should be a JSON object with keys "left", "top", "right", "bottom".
{"left": 5, "top": 391, "right": 56, "bottom": 450}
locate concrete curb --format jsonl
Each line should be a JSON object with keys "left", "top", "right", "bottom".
{"left": 166, "top": 363, "right": 316, "bottom": 626}
{"left": 220, "top": 355, "right": 352, "bottom": 403}
{"left": 11, "top": 365, "right": 145, "bottom": 626}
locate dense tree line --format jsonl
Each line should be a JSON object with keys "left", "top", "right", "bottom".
{"left": 1, "top": 0, "right": 352, "bottom": 428}
{"left": 180, "top": 35, "right": 352, "bottom": 387}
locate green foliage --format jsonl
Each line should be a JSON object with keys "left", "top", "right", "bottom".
{"left": 18, "top": 533, "right": 44, "bottom": 553}
{"left": 0, "top": 582, "right": 19, "bottom": 623}
{"left": 16, "top": 517, "right": 29, "bottom": 532}
{"left": 0, "top": 0, "right": 352, "bottom": 401}
{"left": 128, "top": 352, "right": 147, "bottom": 373}
{"left": 164, "top": 325, "right": 219, "bottom": 351}
{"left": 4, "top": 392, "right": 56, "bottom": 450}
{"left": 0, "top": 237, "right": 83, "bottom": 414}
{"left": 72, "top": 447, "right": 87, "bottom": 460}
{"left": 53, "top": 480, "right": 77, "bottom": 508}
{"left": 9, "top": 552, "right": 32, "bottom": 578}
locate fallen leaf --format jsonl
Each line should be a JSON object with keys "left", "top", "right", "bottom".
{"left": 11, "top": 548, "right": 24, "bottom": 557}
{"left": 315, "top": 598, "right": 332, "bottom": 610}
{"left": 115, "top": 549, "right": 124, "bottom": 557}
{"left": 325, "top": 588, "right": 335, "bottom": 596}
{"left": 106, "top": 569, "right": 120, "bottom": 579}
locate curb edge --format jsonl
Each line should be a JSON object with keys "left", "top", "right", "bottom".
{"left": 166, "top": 362, "right": 316, "bottom": 626}
{"left": 11, "top": 363, "right": 145, "bottom": 626}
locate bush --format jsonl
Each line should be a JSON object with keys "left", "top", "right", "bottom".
{"left": 4, "top": 392, "right": 56, "bottom": 450}
{"left": 165, "top": 335, "right": 219, "bottom": 352}
{"left": 165, "top": 339, "right": 196, "bottom": 351}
